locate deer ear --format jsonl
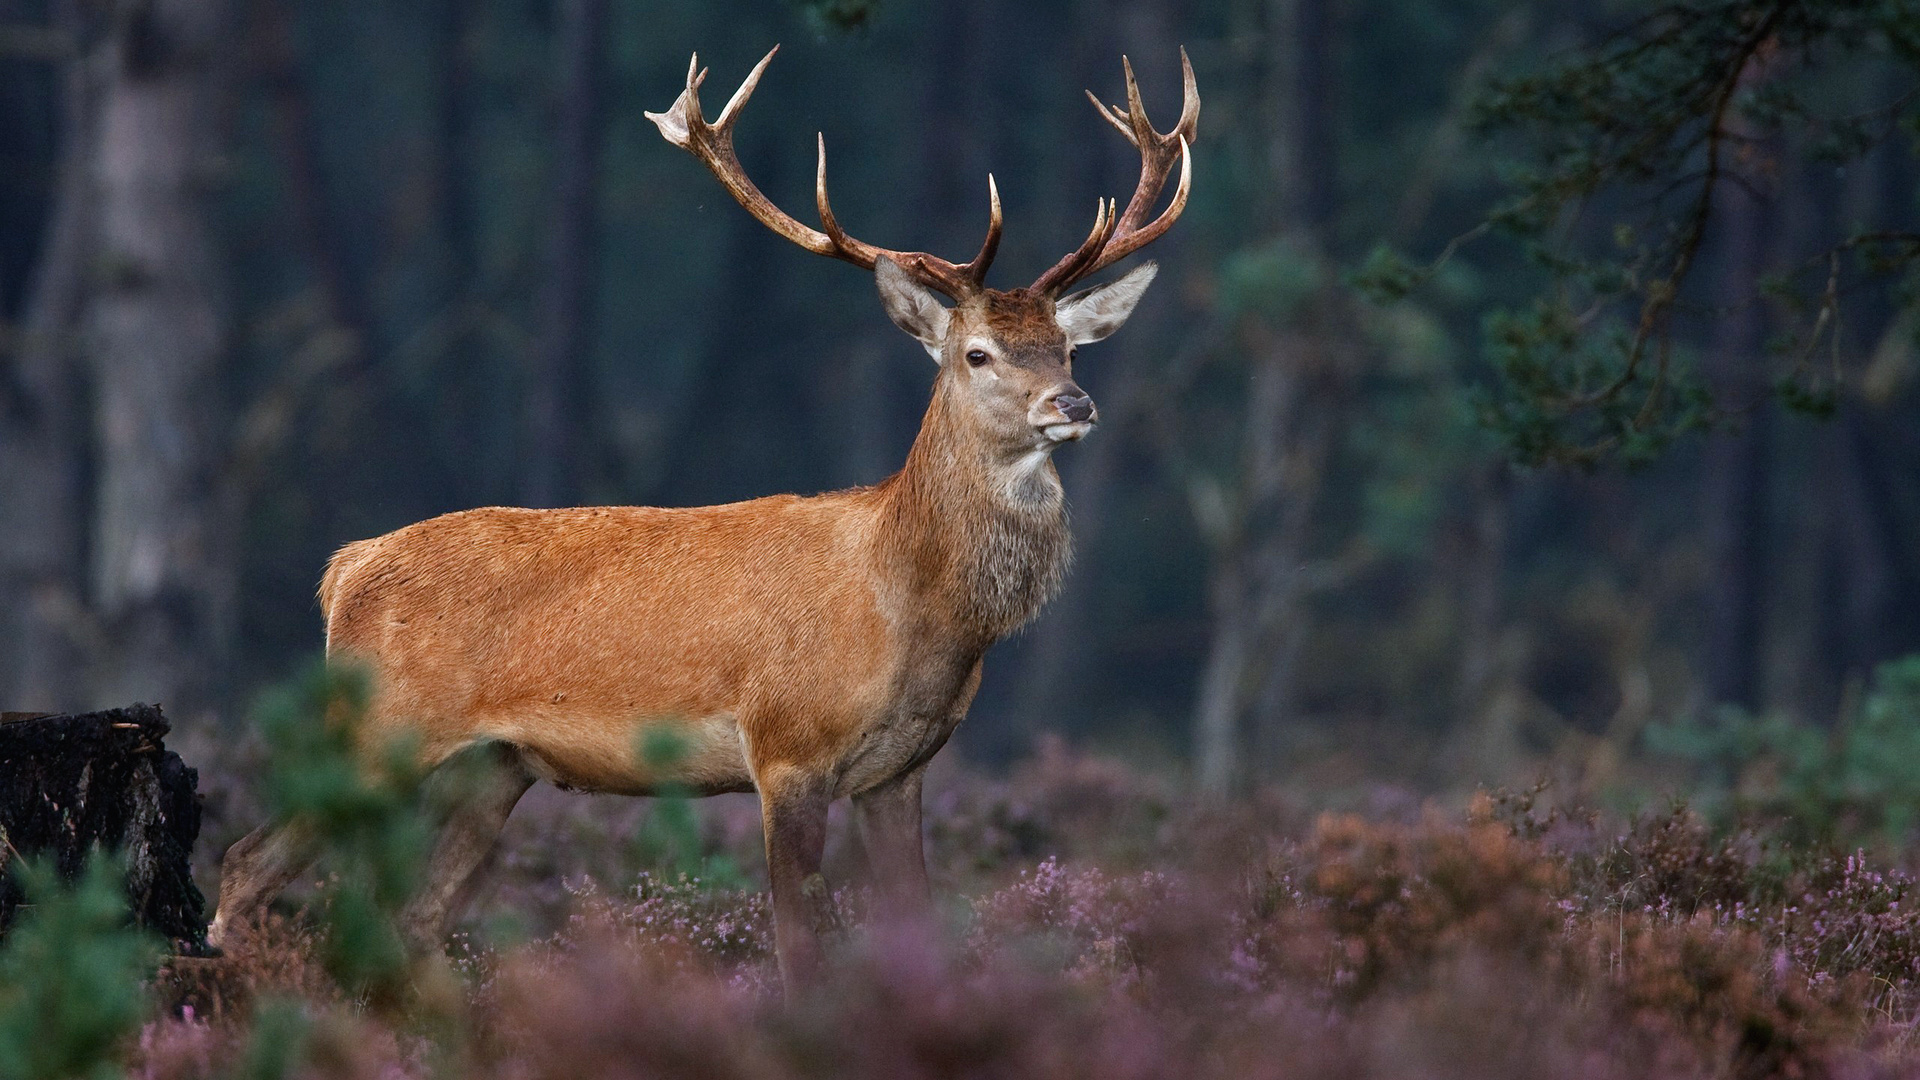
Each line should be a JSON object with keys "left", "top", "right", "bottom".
{"left": 1054, "top": 261, "right": 1158, "bottom": 345}
{"left": 876, "top": 257, "right": 950, "bottom": 362}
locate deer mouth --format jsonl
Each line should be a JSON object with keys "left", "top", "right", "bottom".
{"left": 1040, "top": 419, "right": 1095, "bottom": 443}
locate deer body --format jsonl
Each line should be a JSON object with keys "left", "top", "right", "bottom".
{"left": 316, "top": 376, "right": 1071, "bottom": 801}
{"left": 212, "top": 47, "right": 1195, "bottom": 988}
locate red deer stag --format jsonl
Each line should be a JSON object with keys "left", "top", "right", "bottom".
{"left": 212, "top": 46, "right": 1197, "bottom": 986}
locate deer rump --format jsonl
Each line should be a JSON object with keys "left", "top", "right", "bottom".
{"left": 319, "top": 498, "right": 978, "bottom": 802}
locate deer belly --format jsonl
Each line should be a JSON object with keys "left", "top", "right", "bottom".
{"left": 504, "top": 709, "right": 755, "bottom": 796}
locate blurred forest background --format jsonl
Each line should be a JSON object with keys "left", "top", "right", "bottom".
{"left": 2, "top": 0, "right": 1918, "bottom": 801}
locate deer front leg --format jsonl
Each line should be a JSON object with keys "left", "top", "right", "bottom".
{"left": 853, "top": 765, "right": 931, "bottom": 919}
{"left": 758, "top": 766, "right": 833, "bottom": 987}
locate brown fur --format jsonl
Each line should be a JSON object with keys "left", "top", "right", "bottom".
{"left": 313, "top": 311, "right": 1075, "bottom": 796}
{"left": 214, "top": 287, "right": 1110, "bottom": 988}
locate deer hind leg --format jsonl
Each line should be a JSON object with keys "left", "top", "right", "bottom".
{"left": 852, "top": 764, "right": 931, "bottom": 919}
{"left": 396, "top": 741, "right": 536, "bottom": 952}
{"left": 759, "top": 766, "right": 834, "bottom": 988}
{"left": 209, "top": 819, "right": 322, "bottom": 949}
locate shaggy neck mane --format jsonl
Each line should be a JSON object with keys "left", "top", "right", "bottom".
{"left": 874, "top": 380, "right": 1072, "bottom": 642}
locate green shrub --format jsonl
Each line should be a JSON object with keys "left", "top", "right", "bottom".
{"left": 0, "top": 856, "right": 161, "bottom": 1080}
{"left": 1644, "top": 655, "right": 1920, "bottom": 849}
{"left": 229, "top": 999, "right": 312, "bottom": 1080}
{"left": 251, "top": 661, "right": 432, "bottom": 998}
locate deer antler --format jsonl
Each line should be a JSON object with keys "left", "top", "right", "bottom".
{"left": 1031, "top": 50, "right": 1198, "bottom": 295}
{"left": 646, "top": 46, "right": 1002, "bottom": 300}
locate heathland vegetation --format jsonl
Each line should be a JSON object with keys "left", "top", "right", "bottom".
{"left": 1, "top": 659, "right": 1918, "bottom": 1077}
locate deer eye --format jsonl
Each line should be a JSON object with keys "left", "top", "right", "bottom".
{"left": 966, "top": 349, "right": 990, "bottom": 367}
{"left": 1068, "top": 347, "right": 1078, "bottom": 362}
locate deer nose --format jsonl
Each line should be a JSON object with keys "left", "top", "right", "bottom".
{"left": 1053, "top": 393, "right": 1095, "bottom": 423}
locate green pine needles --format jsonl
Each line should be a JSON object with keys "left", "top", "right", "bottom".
{"left": 1367, "top": 0, "right": 1920, "bottom": 466}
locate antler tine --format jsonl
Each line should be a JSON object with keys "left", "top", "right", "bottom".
{"left": 814, "top": 133, "right": 879, "bottom": 267}
{"left": 814, "top": 132, "right": 998, "bottom": 297}
{"left": 646, "top": 54, "right": 705, "bottom": 149}
{"left": 714, "top": 45, "right": 776, "bottom": 130}
{"left": 1176, "top": 47, "right": 1200, "bottom": 140}
{"left": 645, "top": 47, "right": 837, "bottom": 259}
{"left": 814, "top": 134, "right": 860, "bottom": 259}
{"left": 1121, "top": 56, "right": 1148, "bottom": 143}
{"left": 1086, "top": 90, "right": 1136, "bottom": 145}
{"left": 1086, "top": 135, "right": 1189, "bottom": 272}
{"left": 1033, "top": 51, "right": 1200, "bottom": 294}
{"left": 962, "top": 174, "right": 1003, "bottom": 286}
{"left": 1032, "top": 197, "right": 1117, "bottom": 294}
{"left": 812, "top": 132, "right": 998, "bottom": 297}
{"left": 651, "top": 49, "right": 995, "bottom": 298}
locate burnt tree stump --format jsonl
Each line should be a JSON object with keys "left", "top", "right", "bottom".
{"left": 0, "top": 704, "right": 209, "bottom": 952}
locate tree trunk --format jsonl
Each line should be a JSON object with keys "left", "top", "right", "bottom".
{"left": 434, "top": 0, "right": 479, "bottom": 291}
{"left": 1194, "top": 558, "right": 1256, "bottom": 792}
{"left": 87, "top": 0, "right": 236, "bottom": 721}
{"left": 1288, "top": 0, "right": 1337, "bottom": 235}
{"left": 1453, "top": 462, "right": 1511, "bottom": 723}
{"left": 1245, "top": 373, "right": 1339, "bottom": 767}
{"left": 1192, "top": 319, "right": 1342, "bottom": 792}
{"left": 427, "top": 0, "right": 493, "bottom": 509}
{"left": 653, "top": 144, "right": 799, "bottom": 507}
{"left": 1815, "top": 408, "right": 1894, "bottom": 710}
{"left": 0, "top": 0, "right": 92, "bottom": 715}
{"left": 1836, "top": 409, "right": 1920, "bottom": 664}
{"left": 523, "top": 0, "right": 609, "bottom": 508}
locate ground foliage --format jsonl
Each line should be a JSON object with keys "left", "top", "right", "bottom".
{"left": 9, "top": 721, "right": 1915, "bottom": 1078}
{"left": 249, "top": 666, "right": 433, "bottom": 1002}
{"left": 120, "top": 784, "right": 1920, "bottom": 1078}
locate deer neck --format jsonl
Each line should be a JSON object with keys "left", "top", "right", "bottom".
{"left": 875, "top": 381, "right": 1072, "bottom": 643}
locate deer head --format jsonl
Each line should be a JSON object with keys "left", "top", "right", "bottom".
{"left": 646, "top": 47, "right": 1198, "bottom": 466}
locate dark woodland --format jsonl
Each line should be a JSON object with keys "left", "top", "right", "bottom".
{"left": 4, "top": 0, "right": 1920, "bottom": 789}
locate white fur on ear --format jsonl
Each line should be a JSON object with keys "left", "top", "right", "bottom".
{"left": 875, "top": 256, "right": 951, "bottom": 362}
{"left": 1055, "top": 261, "right": 1159, "bottom": 345}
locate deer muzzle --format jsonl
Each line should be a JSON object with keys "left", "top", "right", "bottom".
{"left": 1037, "top": 387, "right": 1097, "bottom": 443}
